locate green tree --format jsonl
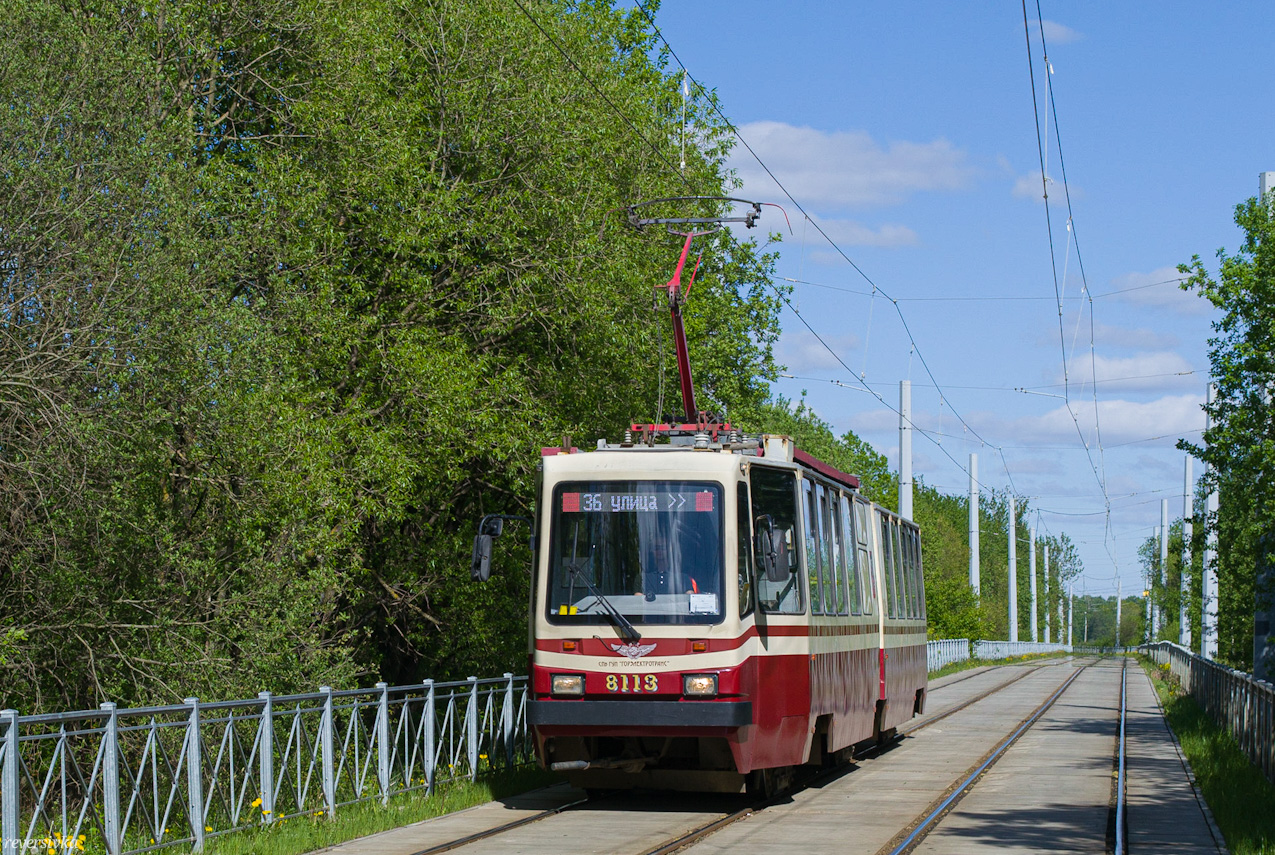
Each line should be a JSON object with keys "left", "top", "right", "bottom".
{"left": 1180, "top": 192, "right": 1275, "bottom": 669}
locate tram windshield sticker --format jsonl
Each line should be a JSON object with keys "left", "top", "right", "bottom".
{"left": 561, "top": 490, "right": 714, "bottom": 514}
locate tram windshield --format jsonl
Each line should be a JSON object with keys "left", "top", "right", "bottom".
{"left": 546, "top": 481, "right": 725, "bottom": 626}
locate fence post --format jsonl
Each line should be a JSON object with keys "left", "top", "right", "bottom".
{"left": 186, "top": 698, "right": 204, "bottom": 853}
{"left": 467, "top": 677, "right": 478, "bottom": 782}
{"left": 503, "top": 673, "right": 515, "bottom": 768}
{"left": 423, "top": 680, "right": 436, "bottom": 794}
{"left": 320, "top": 687, "right": 335, "bottom": 817}
{"left": 258, "top": 692, "right": 274, "bottom": 824}
{"left": 376, "top": 683, "right": 390, "bottom": 805}
{"left": 2, "top": 710, "right": 18, "bottom": 855}
{"left": 101, "top": 703, "right": 121, "bottom": 855}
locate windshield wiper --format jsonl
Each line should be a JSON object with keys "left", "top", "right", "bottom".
{"left": 567, "top": 564, "right": 641, "bottom": 644}
{"left": 563, "top": 522, "right": 640, "bottom": 643}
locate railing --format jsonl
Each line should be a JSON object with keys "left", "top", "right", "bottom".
{"left": 0, "top": 675, "right": 529, "bottom": 855}
{"left": 972, "top": 640, "right": 1071, "bottom": 660}
{"left": 926, "top": 639, "right": 970, "bottom": 672}
{"left": 1142, "top": 640, "right": 1275, "bottom": 786}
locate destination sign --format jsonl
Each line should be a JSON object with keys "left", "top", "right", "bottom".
{"left": 561, "top": 490, "right": 715, "bottom": 514}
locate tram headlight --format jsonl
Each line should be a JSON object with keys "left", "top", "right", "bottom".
{"left": 550, "top": 673, "right": 585, "bottom": 697}
{"left": 682, "top": 673, "right": 718, "bottom": 698}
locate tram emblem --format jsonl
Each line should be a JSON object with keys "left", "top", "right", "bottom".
{"left": 610, "top": 642, "right": 657, "bottom": 659}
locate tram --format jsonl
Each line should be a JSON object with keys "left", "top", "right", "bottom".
{"left": 472, "top": 200, "right": 927, "bottom": 794}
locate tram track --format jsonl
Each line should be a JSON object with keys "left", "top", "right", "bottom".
{"left": 394, "top": 659, "right": 1087, "bottom": 855}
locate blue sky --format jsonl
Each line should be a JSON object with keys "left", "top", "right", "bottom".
{"left": 637, "top": 2, "right": 1275, "bottom": 602}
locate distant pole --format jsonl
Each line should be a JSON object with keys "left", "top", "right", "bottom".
{"left": 1202, "top": 384, "right": 1220, "bottom": 659}
{"left": 899, "top": 380, "right": 913, "bottom": 520}
{"left": 1116, "top": 576, "right": 1122, "bottom": 648}
{"left": 969, "top": 453, "right": 980, "bottom": 596}
{"left": 1160, "top": 500, "right": 1170, "bottom": 639}
{"left": 1153, "top": 524, "right": 1162, "bottom": 639}
{"left": 1044, "top": 544, "right": 1051, "bottom": 644}
{"left": 1181, "top": 455, "right": 1193, "bottom": 647}
{"left": 1029, "top": 527, "right": 1039, "bottom": 642}
{"left": 1068, "top": 587, "right": 1074, "bottom": 647}
{"left": 1008, "top": 495, "right": 1018, "bottom": 642}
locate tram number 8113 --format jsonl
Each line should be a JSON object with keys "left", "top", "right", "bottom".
{"left": 606, "top": 674, "right": 659, "bottom": 693}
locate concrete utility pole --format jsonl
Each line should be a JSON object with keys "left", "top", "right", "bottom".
{"left": 1153, "top": 523, "right": 1162, "bottom": 639}
{"left": 1029, "top": 527, "right": 1039, "bottom": 642}
{"left": 969, "top": 453, "right": 980, "bottom": 597}
{"left": 1160, "top": 500, "right": 1170, "bottom": 639}
{"left": 1116, "top": 576, "right": 1122, "bottom": 648}
{"left": 1203, "top": 384, "right": 1220, "bottom": 659}
{"left": 1181, "top": 456, "right": 1193, "bottom": 648}
{"left": 1044, "top": 544, "right": 1051, "bottom": 644}
{"left": 899, "top": 380, "right": 913, "bottom": 520}
{"left": 1008, "top": 495, "right": 1018, "bottom": 642}
{"left": 1068, "top": 587, "right": 1074, "bottom": 647}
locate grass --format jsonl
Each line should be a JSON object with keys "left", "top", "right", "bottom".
{"left": 928, "top": 650, "right": 1070, "bottom": 680}
{"left": 1139, "top": 656, "right": 1275, "bottom": 855}
{"left": 202, "top": 766, "right": 559, "bottom": 855}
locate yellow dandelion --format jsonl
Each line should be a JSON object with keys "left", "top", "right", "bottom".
{"left": 204, "top": 825, "right": 213, "bottom": 832}
{"left": 263, "top": 809, "right": 271, "bottom": 815}
{"left": 252, "top": 797, "right": 263, "bottom": 808}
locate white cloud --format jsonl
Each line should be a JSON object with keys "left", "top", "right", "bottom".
{"left": 777, "top": 329, "right": 861, "bottom": 373}
{"left": 1009, "top": 393, "right": 1206, "bottom": 445}
{"left": 730, "top": 121, "right": 973, "bottom": 209}
{"left": 1011, "top": 170, "right": 1076, "bottom": 202}
{"left": 1090, "top": 322, "right": 1179, "bottom": 350}
{"left": 1041, "top": 20, "right": 1083, "bottom": 45}
{"left": 796, "top": 214, "right": 919, "bottom": 249}
{"left": 1100, "top": 266, "right": 1210, "bottom": 316}
{"left": 1052, "top": 352, "right": 1200, "bottom": 394}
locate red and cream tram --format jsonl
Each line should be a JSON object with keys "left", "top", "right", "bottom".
{"left": 472, "top": 199, "right": 926, "bottom": 793}
{"left": 513, "top": 426, "right": 926, "bottom": 793}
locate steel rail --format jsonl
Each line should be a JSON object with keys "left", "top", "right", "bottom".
{"left": 405, "top": 795, "right": 590, "bottom": 855}
{"left": 394, "top": 660, "right": 1080, "bottom": 855}
{"left": 881, "top": 663, "right": 1090, "bottom": 855}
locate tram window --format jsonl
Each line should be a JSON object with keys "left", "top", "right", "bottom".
{"left": 899, "top": 526, "right": 914, "bottom": 619}
{"left": 854, "top": 499, "right": 875, "bottom": 615}
{"left": 839, "top": 495, "right": 860, "bottom": 615}
{"left": 817, "top": 485, "right": 838, "bottom": 615}
{"left": 804, "top": 479, "right": 823, "bottom": 615}
{"left": 879, "top": 515, "right": 895, "bottom": 618}
{"left": 912, "top": 529, "right": 926, "bottom": 619}
{"left": 737, "top": 483, "right": 754, "bottom": 618}
{"left": 751, "top": 467, "right": 804, "bottom": 615}
{"left": 826, "top": 489, "right": 847, "bottom": 615}
{"left": 895, "top": 520, "right": 911, "bottom": 618}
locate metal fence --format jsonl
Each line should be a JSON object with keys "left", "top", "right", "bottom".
{"left": 1142, "top": 640, "right": 1275, "bottom": 786}
{"left": 0, "top": 675, "right": 529, "bottom": 855}
{"left": 972, "top": 640, "right": 1072, "bottom": 660}
{"left": 926, "top": 639, "right": 970, "bottom": 672}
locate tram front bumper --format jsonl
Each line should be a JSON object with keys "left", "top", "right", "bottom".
{"left": 528, "top": 699, "right": 752, "bottom": 728}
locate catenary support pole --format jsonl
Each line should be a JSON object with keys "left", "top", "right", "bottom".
{"left": 1153, "top": 523, "right": 1162, "bottom": 638}
{"left": 1044, "top": 544, "right": 1051, "bottom": 644}
{"left": 1160, "top": 500, "right": 1169, "bottom": 639}
{"left": 1029, "top": 527, "right": 1038, "bottom": 642}
{"left": 1008, "top": 495, "right": 1018, "bottom": 642}
{"left": 1203, "top": 384, "right": 1220, "bottom": 659}
{"left": 969, "top": 453, "right": 980, "bottom": 596}
{"left": 1181, "top": 455, "right": 1193, "bottom": 648}
{"left": 1068, "top": 587, "right": 1074, "bottom": 647}
{"left": 899, "top": 380, "right": 913, "bottom": 520}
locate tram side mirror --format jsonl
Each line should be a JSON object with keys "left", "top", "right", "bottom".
{"left": 471, "top": 515, "right": 506, "bottom": 582}
{"left": 755, "top": 516, "right": 791, "bottom": 583}
{"left": 471, "top": 534, "right": 493, "bottom": 582}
